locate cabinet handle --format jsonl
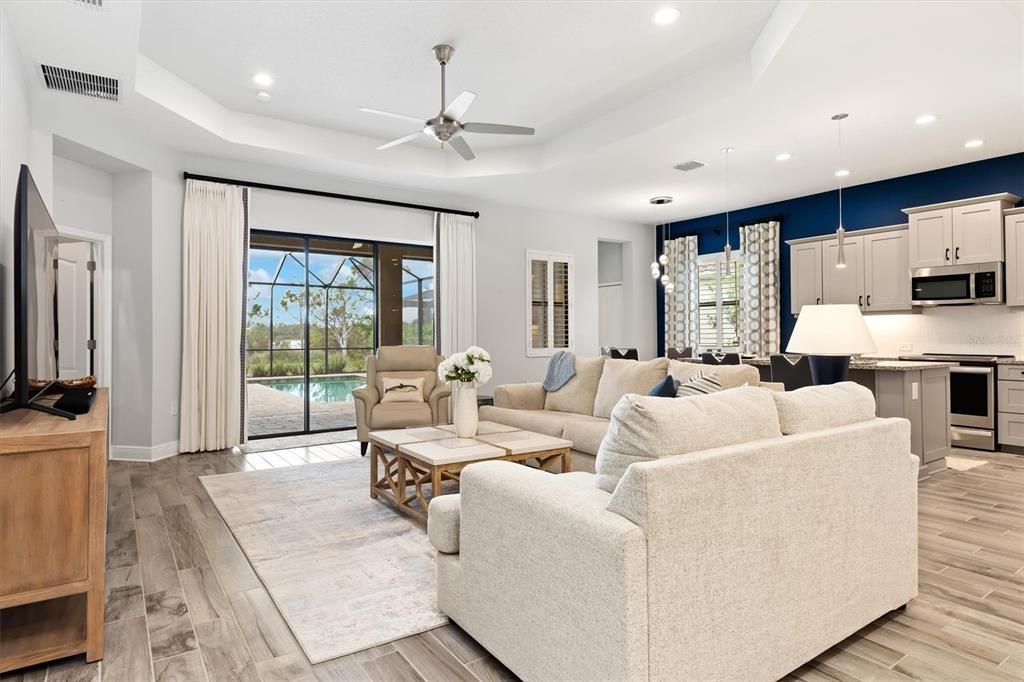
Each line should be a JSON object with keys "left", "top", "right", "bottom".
{"left": 945, "top": 247, "right": 951, "bottom": 262}
{"left": 955, "top": 246, "right": 960, "bottom": 261}
{"left": 867, "top": 295, "right": 871, "bottom": 306}
{"left": 816, "top": 297, "right": 821, "bottom": 304}
{"left": 858, "top": 295, "right": 863, "bottom": 307}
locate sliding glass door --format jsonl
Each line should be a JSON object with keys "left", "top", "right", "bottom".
{"left": 245, "top": 231, "right": 432, "bottom": 438}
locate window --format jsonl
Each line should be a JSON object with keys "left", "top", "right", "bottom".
{"left": 527, "top": 251, "right": 574, "bottom": 356}
{"left": 697, "top": 252, "right": 742, "bottom": 351}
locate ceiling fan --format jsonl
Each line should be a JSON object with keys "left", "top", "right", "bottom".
{"left": 359, "top": 44, "right": 535, "bottom": 161}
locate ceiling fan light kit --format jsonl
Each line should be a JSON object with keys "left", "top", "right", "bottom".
{"left": 360, "top": 44, "right": 536, "bottom": 161}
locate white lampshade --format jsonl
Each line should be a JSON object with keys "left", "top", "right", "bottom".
{"left": 786, "top": 304, "right": 876, "bottom": 356}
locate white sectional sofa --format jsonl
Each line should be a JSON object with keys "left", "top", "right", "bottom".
{"left": 430, "top": 383, "right": 919, "bottom": 682}
{"left": 479, "top": 356, "right": 765, "bottom": 472}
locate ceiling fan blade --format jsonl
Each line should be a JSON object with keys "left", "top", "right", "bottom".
{"left": 376, "top": 132, "right": 423, "bottom": 151}
{"left": 442, "top": 91, "right": 476, "bottom": 121}
{"left": 359, "top": 108, "right": 426, "bottom": 125}
{"left": 448, "top": 135, "right": 475, "bottom": 161}
{"left": 462, "top": 122, "right": 535, "bottom": 136}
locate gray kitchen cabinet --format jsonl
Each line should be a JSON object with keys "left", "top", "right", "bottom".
{"left": 907, "top": 208, "right": 953, "bottom": 268}
{"left": 1006, "top": 208, "right": 1024, "bottom": 307}
{"left": 952, "top": 200, "right": 1005, "bottom": 264}
{"left": 904, "top": 194, "right": 1020, "bottom": 269}
{"left": 789, "top": 240, "right": 822, "bottom": 315}
{"left": 863, "top": 230, "right": 910, "bottom": 311}
{"left": 822, "top": 236, "right": 863, "bottom": 306}
{"left": 998, "top": 364, "right": 1024, "bottom": 450}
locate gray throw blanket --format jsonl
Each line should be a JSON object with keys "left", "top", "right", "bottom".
{"left": 543, "top": 351, "right": 576, "bottom": 392}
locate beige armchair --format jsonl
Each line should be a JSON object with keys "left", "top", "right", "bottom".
{"left": 353, "top": 345, "right": 450, "bottom": 455}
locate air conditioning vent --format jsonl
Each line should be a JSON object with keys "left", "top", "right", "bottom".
{"left": 673, "top": 160, "right": 707, "bottom": 172}
{"left": 41, "top": 65, "right": 118, "bottom": 101}
{"left": 71, "top": 0, "right": 103, "bottom": 7}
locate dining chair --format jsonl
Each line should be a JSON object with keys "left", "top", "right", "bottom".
{"left": 769, "top": 354, "right": 814, "bottom": 391}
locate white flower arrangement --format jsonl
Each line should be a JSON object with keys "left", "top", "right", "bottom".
{"left": 438, "top": 346, "right": 493, "bottom": 386}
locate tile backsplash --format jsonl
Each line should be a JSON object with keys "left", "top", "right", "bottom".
{"left": 864, "top": 306, "right": 1024, "bottom": 358}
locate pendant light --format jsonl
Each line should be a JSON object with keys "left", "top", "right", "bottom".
{"left": 832, "top": 113, "right": 849, "bottom": 269}
{"left": 650, "top": 196, "right": 674, "bottom": 291}
{"left": 721, "top": 147, "right": 734, "bottom": 263}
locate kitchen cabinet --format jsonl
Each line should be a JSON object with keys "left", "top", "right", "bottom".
{"left": 908, "top": 208, "right": 953, "bottom": 268}
{"left": 1006, "top": 208, "right": 1024, "bottom": 306}
{"left": 904, "top": 194, "right": 1020, "bottom": 269}
{"left": 998, "top": 364, "right": 1024, "bottom": 449}
{"left": 863, "top": 230, "right": 910, "bottom": 311}
{"left": 822, "top": 236, "right": 863, "bottom": 305}
{"left": 789, "top": 240, "right": 822, "bottom": 315}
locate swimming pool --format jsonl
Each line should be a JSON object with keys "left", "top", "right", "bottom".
{"left": 250, "top": 375, "right": 366, "bottom": 403}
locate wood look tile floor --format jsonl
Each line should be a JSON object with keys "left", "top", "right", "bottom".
{"left": 2, "top": 446, "right": 1022, "bottom": 682}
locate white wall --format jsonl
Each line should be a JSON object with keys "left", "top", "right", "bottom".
{"left": 52, "top": 156, "right": 113, "bottom": 235}
{"left": 475, "top": 201, "right": 654, "bottom": 387}
{"left": 0, "top": 5, "right": 30, "bottom": 388}
{"left": 865, "top": 306, "right": 1024, "bottom": 357}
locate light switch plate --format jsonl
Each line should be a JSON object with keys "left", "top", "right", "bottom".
{"left": 911, "top": 382, "right": 919, "bottom": 400}
{"left": 898, "top": 343, "right": 913, "bottom": 353}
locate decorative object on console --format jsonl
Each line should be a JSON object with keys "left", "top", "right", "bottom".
{"left": 438, "top": 346, "right": 492, "bottom": 437}
{"left": 650, "top": 196, "right": 675, "bottom": 292}
{"left": 786, "top": 304, "right": 876, "bottom": 384}
{"left": 831, "top": 113, "right": 849, "bottom": 269}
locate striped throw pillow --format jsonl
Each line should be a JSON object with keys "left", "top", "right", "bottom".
{"left": 675, "top": 372, "right": 723, "bottom": 397}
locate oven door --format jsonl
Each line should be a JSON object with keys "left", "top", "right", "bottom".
{"left": 911, "top": 268, "right": 973, "bottom": 305}
{"left": 949, "top": 365, "right": 995, "bottom": 429}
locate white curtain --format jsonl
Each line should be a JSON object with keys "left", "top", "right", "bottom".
{"left": 434, "top": 212, "right": 477, "bottom": 357}
{"left": 664, "top": 235, "right": 699, "bottom": 353}
{"left": 738, "top": 220, "right": 781, "bottom": 356}
{"left": 179, "top": 180, "right": 247, "bottom": 452}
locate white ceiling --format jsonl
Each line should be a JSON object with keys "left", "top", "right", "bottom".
{"left": 4, "top": 0, "right": 1023, "bottom": 223}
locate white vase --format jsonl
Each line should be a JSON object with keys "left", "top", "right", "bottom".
{"left": 452, "top": 381, "right": 479, "bottom": 438}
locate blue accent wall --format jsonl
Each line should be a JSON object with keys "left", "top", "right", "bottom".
{"left": 656, "top": 152, "right": 1024, "bottom": 355}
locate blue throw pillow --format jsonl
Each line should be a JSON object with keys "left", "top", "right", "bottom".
{"left": 647, "top": 375, "right": 678, "bottom": 397}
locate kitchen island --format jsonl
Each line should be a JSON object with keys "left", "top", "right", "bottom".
{"left": 695, "top": 356, "right": 954, "bottom": 476}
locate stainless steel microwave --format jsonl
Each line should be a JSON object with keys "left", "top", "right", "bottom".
{"left": 911, "top": 262, "right": 1003, "bottom": 306}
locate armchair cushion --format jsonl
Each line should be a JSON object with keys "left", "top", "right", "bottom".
{"left": 428, "top": 494, "right": 461, "bottom": 554}
{"left": 370, "top": 402, "right": 433, "bottom": 429}
{"left": 594, "top": 386, "right": 782, "bottom": 493}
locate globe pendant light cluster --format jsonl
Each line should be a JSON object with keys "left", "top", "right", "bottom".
{"left": 650, "top": 196, "right": 674, "bottom": 293}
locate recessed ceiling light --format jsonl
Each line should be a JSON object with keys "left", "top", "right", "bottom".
{"left": 251, "top": 72, "right": 274, "bottom": 87}
{"left": 255, "top": 91, "right": 272, "bottom": 102}
{"left": 835, "top": 169, "right": 850, "bottom": 177}
{"left": 776, "top": 152, "right": 792, "bottom": 161}
{"left": 652, "top": 7, "right": 681, "bottom": 25}
{"left": 915, "top": 113, "right": 937, "bottom": 125}
{"left": 964, "top": 139, "right": 984, "bottom": 149}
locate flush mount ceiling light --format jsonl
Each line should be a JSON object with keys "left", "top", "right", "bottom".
{"left": 831, "top": 113, "right": 849, "bottom": 269}
{"left": 255, "top": 91, "right": 272, "bottom": 102}
{"left": 915, "top": 113, "right": 937, "bottom": 125}
{"left": 251, "top": 72, "right": 274, "bottom": 87}
{"left": 652, "top": 7, "right": 681, "bottom": 25}
{"left": 964, "top": 139, "right": 984, "bottom": 148}
{"left": 776, "top": 152, "right": 792, "bottom": 161}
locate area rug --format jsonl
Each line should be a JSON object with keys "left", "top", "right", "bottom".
{"left": 200, "top": 459, "right": 446, "bottom": 663}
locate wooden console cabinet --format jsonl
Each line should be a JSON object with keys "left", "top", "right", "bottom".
{"left": 0, "top": 389, "right": 108, "bottom": 672}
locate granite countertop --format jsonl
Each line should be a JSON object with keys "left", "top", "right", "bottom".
{"left": 722, "top": 356, "right": 959, "bottom": 371}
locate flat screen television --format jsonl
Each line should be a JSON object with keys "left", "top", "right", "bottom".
{"left": 1, "top": 164, "right": 73, "bottom": 418}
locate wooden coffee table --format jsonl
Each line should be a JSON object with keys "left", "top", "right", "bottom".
{"left": 369, "top": 421, "right": 572, "bottom": 526}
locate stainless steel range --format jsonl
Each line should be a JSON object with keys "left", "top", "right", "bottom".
{"left": 899, "top": 353, "right": 1016, "bottom": 451}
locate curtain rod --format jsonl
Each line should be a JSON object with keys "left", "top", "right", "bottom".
{"left": 182, "top": 172, "right": 480, "bottom": 219}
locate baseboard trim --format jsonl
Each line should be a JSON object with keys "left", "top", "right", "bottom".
{"left": 110, "top": 441, "right": 180, "bottom": 462}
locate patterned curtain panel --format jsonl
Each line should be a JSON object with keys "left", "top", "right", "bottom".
{"left": 664, "top": 235, "right": 700, "bottom": 353}
{"left": 738, "top": 220, "right": 781, "bottom": 356}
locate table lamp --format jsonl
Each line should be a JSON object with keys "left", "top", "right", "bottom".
{"left": 786, "top": 304, "right": 877, "bottom": 384}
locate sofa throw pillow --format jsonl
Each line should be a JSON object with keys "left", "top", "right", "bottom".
{"left": 544, "top": 355, "right": 607, "bottom": 415}
{"left": 675, "top": 373, "right": 723, "bottom": 397}
{"left": 593, "top": 357, "right": 669, "bottom": 419}
{"left": 668, "top": 359, "right": 760, "bottom": 389}
{"left": 770, "top": 381, "right": 876, "bottom": 435}
{"left": 594, "top": 386, "right": 783, "bottom": 493}
{"left": 381, "top": 376, "right": 425, "bottom": 403}
{"left": 647, "top": 375, "right": 678, "bottom": 397}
